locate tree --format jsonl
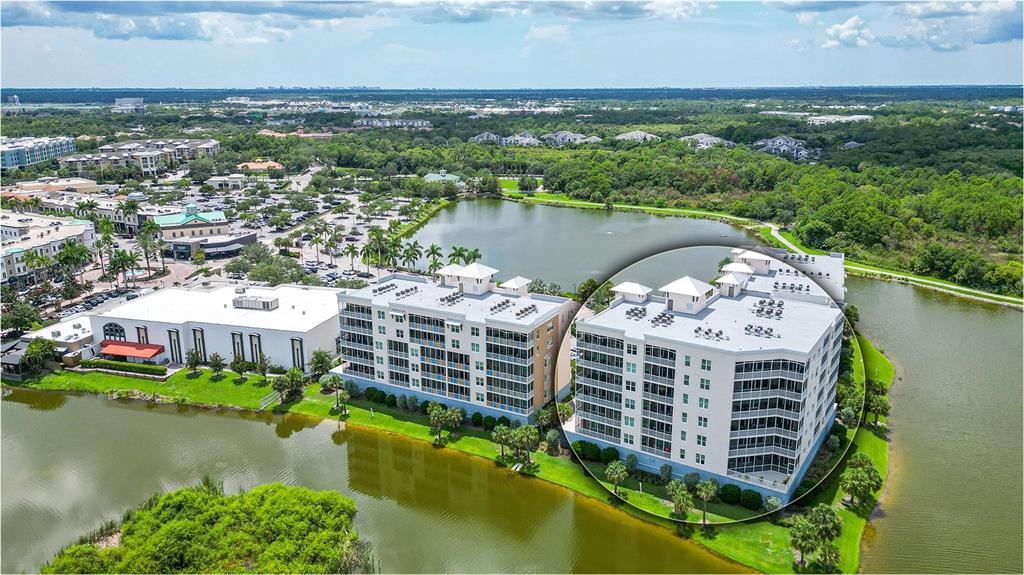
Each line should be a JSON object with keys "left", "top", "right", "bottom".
{"left": 207, "top": 352, "right": 225, "bottom": 379}
{"left": 2, "top": 302, "right": 40, "bottom": 334}
{"left": 191, "top": 247, "right": 207, "bottom": 267}
{"left": 625, "top": 453, "right": 639, "bottom": 474}
{"left": 818, "top": 541, "right": 841, "bottom": 573}
{"left": 764, "top": 496, "right": 783, "bottom": 515}
{"left": 789, "top": 516, "right": 819, "bottom": 567}
{"left": 229, "top": 355, "right": 247, "bottom": 377}
{"left": 696, "top": 480, "right": 718, "bottom": 524}
{"left": 309, "top": 349, "right": 334, "bottom": 380}
{"left": 671, "top": 487, "right": 694, "bottom": 519}
{"left": 544, "top": 429, "right": 561, "bottom": 455}
{"left": 807, "top": 504, "right": 843, "bottom": 544}
{"left": 605, "top": 460, "right": 628, "bottom": 495}
{"left": 185, "top": 348, "right": 202, "bottom": 374}
{"left": 276, "top": 367, "right": 305, "bottom": 402}
{"left": 255, "top": 352, "right": 270, "bottom": 382}
{"left": 492, "top": 424, "right": 512, "bottom": 458}
{"left": 22, "top": 338, "right": 57, "bottom": 374}
{"left": 683, "top": 472, "right": 701, "bottom": 491}
{"left": 840, "top": 454, "right": 883, "bottom": 506}
{"left": 866, "top": 392, "right": 890, "bottom": 426}
{"left": 512, "top": 424, "right": 539, "bottom": 464}
{"left": 659, "top": 463, "right": 674, "bottom": 484}
{"left": 427, "top": 402, "right": 447, "bottom": 443}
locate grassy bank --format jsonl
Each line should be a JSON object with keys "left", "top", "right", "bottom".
{"left": 16, "top": 333, "right": 895, "bottom": 573}
{"left": 392, "top": 198, "right": 452, "bottom": 240}
{"left": 501, "top": 190, "right": 753, "bottom": 223}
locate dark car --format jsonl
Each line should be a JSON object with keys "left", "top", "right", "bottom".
{"left": 356, "top": 272, "right": 373, "bottom": 279}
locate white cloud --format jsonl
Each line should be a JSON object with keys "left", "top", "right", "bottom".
{"left": 822, "top": 15, "right": 874, "bottom": 48}
{"left": 642, "top": 0, "right": 706, "bottom": 20}
{"left": 796, "top": 12, "right": 818, "bottom": 25}
{"left": 525, "top": 24, "right": 570, "bottom": 43}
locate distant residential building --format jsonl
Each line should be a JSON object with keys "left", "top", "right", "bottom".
{"left": 60, "top": 139, "right": 220, "bottom": 177}
{"left": 500, "top": 131, "right": 543, "bottom": 147}
{"left": 680, "top": 133, "right": 736, "bottom": 150}
{"left": 1, "top": 211, "right": 96, "bottom": 288}
{"left": 752, "top": 135, "right": 819, "bottom": 161}
{"left": 1, "top": 136, "right": 77, "bottom": 170}
{"left": 614, "top": 130, "right": 661, "bottom": 143}
{"left": 352, "top": 118, "right": 432, "bottom": 129}
{"left": 541, "top": 130, "right": 588, "bottom": 146}
{"left": 758, "top": 110, "right": 811, "bottom": 118}
{"left": 806, "top": 114, "right": 873, "bottom": 126}
{"left": 839, "top": 141, "right": 865, "bottom": 150}
{"left": 468, "top": 132, "right": 501, "bottom": 144}
{"left": 87, "top": 282, "right": 341, "bottom": 372}
{"left": 112, "top": 98, "right": 147, "bottom": 114}
{"left": 988, "top": 105, "right": 1023, "bottom": 113}
{"left": 578, "top": 135, "right": 603, "bottom": 144}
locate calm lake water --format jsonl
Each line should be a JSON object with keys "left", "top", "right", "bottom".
{"left": 2, "top": 199, "right": 1020, "bottom": 573}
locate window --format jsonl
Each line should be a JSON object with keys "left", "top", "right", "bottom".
{"left": 475, "top": 392, "right": 484, "bottom": 402}
{"left": 679, "top": 430, "right": 687, "bottom": 441}
{"left": 697, "top": 416, "right": 708, "bottom": 428}
{"left": 683, "top": 374, "right": 690, "bottom": 386}
{"left": 375, "top": 341, "right": 383, "bottom": 350}
{"left": 547, "top": 321, "right": 554, "bottom": 332}
{"left": 625, "top": 362, "right": 637, "bottom": 374}
{"left": 471, "top": 327, "right": 480, "bottom": 337}
{"left": 411, "top": 348, "right": 418, "bottom": 357}
{"left": 625, "top": 381, "right": 637, "bottom": 392}
{"left": 681, "top": 412, "right": 688, "bottom": 423}
{"left": 701, "top": 359, "right": 712, "bottom": 371}
{"left": 695, "top": 453, "right": 705, "bottom": 465}
{"left": 696, "top": 434, "right": 707, "bottom": 447}
{"left": 624, "top": 434, "right": 634, "bottom": 445}
{"left": 396, "top": 329, "right": 404, "bottom": 339}
{"left": 475, "top": 361, "right": 484, "bottom": 370}
{"left": 378, "top": 326, "right": 386, "bottom": 335}
{"left": 376, "top": 357, "right": 384, "bottom": 365}
{"left": 678, "top": 449, "right": 686, "bottom": 460}
{"left": 450, "top": 324, "right": 462, "bottom": 333}
{"left": 684, "top": 355, "right": 691, "bottom": 367}
{"left": 451, "top": 340, "right": 460, "bottom": 349}
{"left": 136, "top": 326, "right": 149, "bottom": 345}
{"left": 102, "top": 322, "right": 126, "bottom": 341}
{"left": 476, "top": 376, "right": 484, "bottom": 386}
{"left": 290, "top": 338, "right": 305, "bottom": 370}
{"left": 412, "top": 378, "right": 419, "bottom": 386}
{"left": 377, "top": 310, "right": 385, "bottom": 320}
{"left": 682, "top": 393, "right": 689, "bottom": 405}
{"left": 699, "top": 398, "right": 709, "bottom": 409}
{"left": 471, "top": 343, "right": 480, "bottom": 352}
{"left": 624, "top": 416, "right": 635, "bottom": 426}
{"left": 626, "top": 343, "right": 637, "bottom": 355}
{"left": 700, "top": 378, "right": 710, "bottom": 390}
{"left": 412, "top": 365, "right": 419, "bottom": 372}
{"left": 624, "top": 398, "right": 636, "bottom": 410}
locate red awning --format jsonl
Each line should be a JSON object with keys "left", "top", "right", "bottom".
{"left": 99, "top": 340, "right": 165, "bottom": 359}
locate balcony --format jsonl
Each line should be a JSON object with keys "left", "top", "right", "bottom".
{"left": 487, "top": 351, "right": 532, "bottom": 365}
{"left": 576, "top": 340, "right": 624, "bottom": 356}
{"left": 730, "top": 407, "right": 801, "bottom": 421}
{"left": 644, "top": 355, "right": 676, "bottom": 368}
{"left": 409, "top": 322, "right": 444, "bottom": 334}
{"left": 340, "top": 309, "right": 371, "bottom": 321}
{"left": 640, "top": 444, "right": 671, "bottom": 458}
{"left": 486, "top": 335, "right": 531, "bottom": 349}
{"left": 576, "top": 393, "right": 622, "bottom": 411}
{"left": 729, "top": 427, "right": 799, "bottom": 441}
{"left": 733, "top": 369, "right": 807, "bottom": 382}
{"left": 576, "top": 358, "right": 624, "bottom": 374}
{"left": 641, "top": 410, "right": 672, "bottom": 423}
{"left": 387, "top": 349, "right": 409, "bottom": 359}
{"left": 341, "top": 341, "right": 374, "bottom": 352}
{"left": 410, "top": 336, "right": 444, "bottom": 349}
{"left": 727, "top": 445, "right": 797, "bottom": 459}
{"left": 575, "top": 375, "right": 622, "bottom": 393}
{"left": 576, "top": 409, "right": 622, "bottom": 428}
{"left": 342, "top": 353, "right": 374, "bottom": 366}
{"left": 486, "top": 370, "right": 531, "bottom": 384}
{"left": 341, "top": 324, "right": 373, "bottom": 336}
{"left": 732, "top": 388, "right": 803, "bottom": 402}
{"left": 387, "top": 363, "right": 410, "bottom": 374}
{"left": 642, "top": 391, "right": 674, "bottom": 404}
{"left": 642, "top": 372, "right": 675, "bottom": 386}
{"left": 576, "top": 425, "right": 622, "bottom": 445}
{"left": 641, "top": 428, "right": 673, "bottom": 442}
{"left": 486, "top": 386, "right": 532, "bottom": 400}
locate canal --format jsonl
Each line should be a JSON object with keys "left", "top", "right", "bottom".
{"left": 3, "top": 199, "right": 1020, "bottom": 573}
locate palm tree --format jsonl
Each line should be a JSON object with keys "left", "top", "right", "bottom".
{"left": 343, "top": 243, "right": 359, "bottom": 271}
{"left": 448, "top": 245, "right": 467, "bottom": 265}
{"left": 428, "top": 258, "right": 443, "bottom": 276}
{"left": 118, "top": 199, "right": 141, "bottom": 233}
{"left": 309, "top": 235, "right": 323, "bottom": 264}
{"left": 400, "top": 241, "right": 422, "bottom": 269}
{"left": 426, "top": 243, "right": 442, "bottom": 262}
{"left": 359, "top": 243, "right": 374, "bottom": 274}
{"left": 95, "top": 217, "right": 116, "bottom": 288}
{"left": 56, "top": 240, "right": 91, "bottom": 284}
{"left": 464, "top": 247, "right": 482, "bottom": 264}
{"left": 789, "top": 516, "right": 818, "bottom": 567}
{"left": 605, "top": 460, "right": 628, "bottom": 495}
{"left": 696, "top": 480, "right": 718, "bottom": 524}
{"left": 386, "top": 237, "right": 402, "bottom": 268}
{"left": 367, "top": 227, "right": 387, "bottom": 269}
{"left": 75, "top": 199, "right": 98, "bottom": 221}
{"left": 23, "top": 251, "right": 52, "bottom": 285}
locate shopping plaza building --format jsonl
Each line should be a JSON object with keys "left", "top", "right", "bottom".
{"left": 332, "top": 264, "right": 573, "bottom": 422}
{"left": 563, "top": 249, "right": 846, "bottom": 502}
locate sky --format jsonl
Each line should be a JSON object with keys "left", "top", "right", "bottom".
{"left": 1, "top": 1, "right": 1022, "bottom": 88}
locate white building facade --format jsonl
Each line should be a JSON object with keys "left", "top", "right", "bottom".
{"left": 87, "top": 283, "right": 341, "bottom": 373}
{"left": 563, "top": 249, "right": 845, "bottom": 502}
{"left": 1, "top": 211, "right": 96, "bottom": 288}
{"left": 333, "top": 265, "right": 573, "bottom": 422}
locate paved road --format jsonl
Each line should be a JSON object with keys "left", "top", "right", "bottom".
{"left": 766, "top": 223, "right": 804, "bottom": 253}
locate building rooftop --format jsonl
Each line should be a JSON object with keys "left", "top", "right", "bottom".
{"left": 341, "top": 273, "right": 569, "bottom": 327}
{"left": 91, "top": 284, "right": 341, "bottom": 332}
{"left": 152, "top": 204, "right": 226, "bottom": 226}
{"left": 1, "top": 211, "right": 93, "bottom": 256}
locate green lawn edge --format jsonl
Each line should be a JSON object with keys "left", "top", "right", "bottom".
{"left": 12, "top": 334, "right": 895, "bottom": 574}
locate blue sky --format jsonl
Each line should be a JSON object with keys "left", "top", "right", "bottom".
{"left": 2, "top": 1, "right": 1021, "bottom": 88}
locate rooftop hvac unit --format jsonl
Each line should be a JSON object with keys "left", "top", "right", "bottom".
{"left": 235, "top": 287, "right": 246, "bottom": 294}
{"left": 232, "top": 295, "right": 279, "bottom": 311}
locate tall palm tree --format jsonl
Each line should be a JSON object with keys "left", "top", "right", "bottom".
{"left": 448, "top": 245, "right": 467, "bottom": 265}
{"left": 96, "top": 218, "right": 116, "bottom": 288}
{"left": 464, "top": 248, "right": 482, "bottom": 264}
{"left": 366, "top": 227, "right": 387, "bottom": 269}
{"left": 386, "top": 237, "right": 402, "bottom": 268}
{"left": 359, "top": 243, "right": 374, "bottom": 274}
{"left": 75, "top": 199, "right": 99, "bottom": 221}
{"left": 401, "top": 240, "right": 423, "bottom": 269}
{"left": 343, "top": 243, "right": 359, "bottom": 271}
{"left": 309, "top": 236, "right": 323, "bottom": 264}
{"left": 428, "top": 258, "right": 443, "bottom": 276}
{"left": 138, "top": 219, "right": 161, "bottom": 275}
{"left": 56, "top": 240, "right": 91, "bottom": 285}
{"left": 118, "top": 199, "right": 141, "bottom": 232}
{"left": 426, "top": 243, "right": 442, "bottom": 273}
{"left": 23, "top": 251, "right": 52, "bottom": 285}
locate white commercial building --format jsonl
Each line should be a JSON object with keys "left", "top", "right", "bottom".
{"left": 1, "top": 211, "right": 96, "bottom": 288}
{"left": 87, "top": 283, "right": 342, "bottom": 373}
{"left": 563, "top": 249, "right": 845, "bottom": 502}
{"left": 333, "top": 264, "right": 574, "bottom": 422}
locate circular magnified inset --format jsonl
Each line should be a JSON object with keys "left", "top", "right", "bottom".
{"left": 556, "top": 245, "right": 861, "bottom": 524}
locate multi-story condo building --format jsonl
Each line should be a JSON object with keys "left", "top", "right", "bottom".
{"left": 563, "top": 249, "right": 845, "bottom": 502}
{"left": 87, "top": 282, "right": 341, "bottom": 372}
{"left": 333, "top": 264, "right": 574, "bottom": 422}
{"left": 0, "top": 137, "right": 77, "bottom": 170}
{"left": 60, "top": 139, "right": 220, "bottom": 176}
{"left": 1, "top": 211, "right": 96, "bottom": 288}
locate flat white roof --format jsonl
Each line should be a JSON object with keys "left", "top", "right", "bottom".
{"left": 91, "top": 284, "right": 341, "bottom": 332}
{"left": 341, "top": 274, "right": 569, "bottom": 328}
{"left": 611, "top": 281, "right": 653, "bottom": 296}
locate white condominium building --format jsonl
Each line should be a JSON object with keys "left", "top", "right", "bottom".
{"left": 1, "top": 136, "right": 77, "bottom": 170}
{"left": 87, "top": 283, "right": 341, "bottom": 372}
{"left": 1, "top": 211, "right": 96, "bottom": 288}
{"left": 60, "top": 139, "right": 220, "bottom": 176}
{"left": 333, "top": 264, "right": 574, "bottom": 422}
{"left": 563, "top": 249, "right": 845, "bottom": 502}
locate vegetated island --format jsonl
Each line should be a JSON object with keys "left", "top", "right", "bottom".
{"left": 41, "top": 479, "right": 374, "bottom": 574}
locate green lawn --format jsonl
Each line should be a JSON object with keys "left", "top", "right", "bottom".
{"left": 501, "top": 190, "right": 753, "bottom": 223}
{"left": 15, "top": 341, "right": 897, "bottom": 575}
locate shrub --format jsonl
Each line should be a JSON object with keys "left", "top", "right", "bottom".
{"left": 397, "top": 394, "right": 408, "bottom": 410}
{"left": 830, "top": 421, "right": 847, "bottom": 438}
{"left": 659, "top": 464, "right": 674, "bottom": 484}
{"left": 625, "top": 453, "right": 638, "bottom": 473}
{"left": 570, "top": 440, "right": 601, "bottom": 462}
{"left": 268, "top": 364, "right": 287, "bottom": 375}
{"left": 364, "top": 386, "right": 379, "bottom": 401}
{"left": 544, "top": 429, "right": 561, "bottom": 455}
{"left": 385, "top": 394, "right": 397, "bottom": 408}
{"left": 683, "top": 472, "right": 700, "bottom": 490}
{"left": 740, "top": 489, "right": 763, "bottom": 511}
{"left": 80, "top": 359, "right": 167, "bottom": 376}
{"left": 482, "top": 415, "right": 497, "bottom": 430}
{"left": 420, "top": 400, "right": 433, "bottom": 414}
{"left": 720, "top": 483, "right": 742, "bottom": 505}
{"left": 496, "top": 416, "right": 511, "bottom": 428}
{"left": 826, "top": 435, "right": 841, "bottom": 452}
{"left": 405, "top": 395, "right": 419, "bottom": 412}
{"left": 600, "top": 446, "right": 619, "bottom": 464}
{"left": 471, "top": 412, "right": 483, "bottom": 427}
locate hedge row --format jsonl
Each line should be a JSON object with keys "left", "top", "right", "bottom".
{"left": 81, "top": 359, "right": 167, "bottom": 376}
